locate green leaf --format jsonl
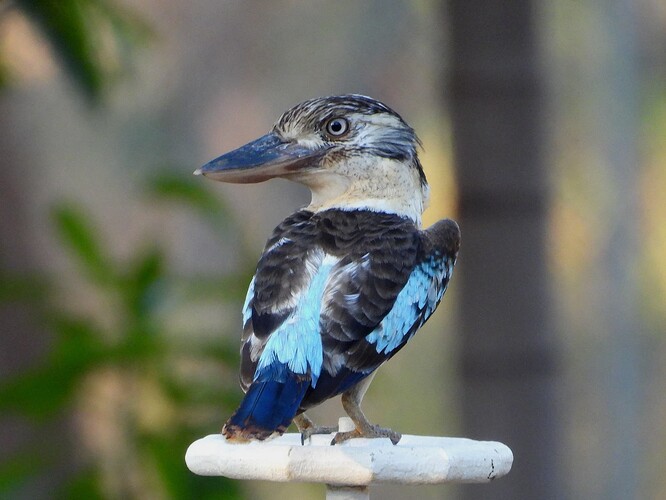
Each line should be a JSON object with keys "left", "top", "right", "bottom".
{"left": 122, "top": 247, "right": 165, "bottom": 318}
{"left": 0, "top": 272, "right": 49, "bottom": 303}
{"left": 157, "top": 365, "right": 240, "bottom": 409}
{"left": 146, "top": 170, "right": 259, "bottom": 268}
{"left": 142, "top": 433, "right": 190, "bottom": 499}
{"left": 49, "top": 314, "right": 107, "bottom": 366}
{"left": 0, "top": 55, "right": 11, "bottom": 90}
{"left": 56, "top": 467, "right": 105, "bottom": 500}
{"left": 146, "top": 169, "right": 246, "bottom": 241}
{"left": 111, "top": 323, "right": 161, "bottom": 363}
{"left": 145, "top": 171, "right": 234, "bottom": 231}
{"left": 0, "top": 316, "right": 106, "bottom": 418}
{"left": 132, "top": 249, "right": 163, "bottom": 290}
{"left": 51, "top": 203, "right": 114, "bottom": 285}
{"left": 0, "top": 363, "right": 80, "bottom": 417}
{"left": 140, "top": 432, "right": 243, "bottom": 500}
{"left": 15, "top": 0, "right": 150, "bottom": 102}
{"left": 0, "top": 452, "right": 47, "bottom": 496}
{"left": 174, "top": 273, "right": 254, "bottom": 303}
{"left": 181, "top": 337, "right": 241, "bottom": 366}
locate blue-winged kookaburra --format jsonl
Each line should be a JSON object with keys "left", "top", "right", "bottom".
{"left": 196, "top": 95, "right": 460, "bottom": 445}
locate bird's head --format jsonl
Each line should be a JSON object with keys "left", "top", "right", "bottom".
{"left": 196, "top": 94, "right": 430, "bottom": 223}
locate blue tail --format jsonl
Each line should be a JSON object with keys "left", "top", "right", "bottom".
{"left": 223, "top": 372, "right": 310, "bottom": 441}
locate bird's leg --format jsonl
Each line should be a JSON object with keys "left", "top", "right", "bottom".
{"left": 293, "top": 413, "right": 338, "bottom": 445}
{"left": 332, "top": 372, "right": 401, "bottom": 445}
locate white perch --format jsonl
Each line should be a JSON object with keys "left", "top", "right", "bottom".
{"left": 186, "top": 418, "right": 512, "bottom": 499}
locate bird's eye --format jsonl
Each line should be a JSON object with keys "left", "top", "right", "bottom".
{"left": 325, "top": 117, "right": 349, "bottom": 138}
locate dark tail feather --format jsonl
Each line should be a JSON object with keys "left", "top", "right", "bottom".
{"left": 222, "top": 376, "right": 310, "bottom": 441}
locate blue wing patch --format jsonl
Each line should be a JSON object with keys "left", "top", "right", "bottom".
{"left": 254, "top": 256, "right": 338, "bottom": 387}
{"left": 242, "top": 276, "right": 255, "bottom": 326}
{"left": 367, "top": 254, "right": 453, "bottom": 355}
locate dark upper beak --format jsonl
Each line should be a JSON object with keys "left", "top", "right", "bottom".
{"left": 194, "top": 132, "right": 326, "bottom": 183}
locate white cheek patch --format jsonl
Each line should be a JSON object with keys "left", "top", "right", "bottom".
{"left": 279, "top": 127, "right": 325, "bottom": 149}
{"left": 296, "top": 135, "right": 327, "bottom": 149}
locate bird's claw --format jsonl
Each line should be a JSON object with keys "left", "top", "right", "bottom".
{"left": 299, "top": 425, "right": 338, "bottom": 445}
{"left": 331, "top": 424, "right": 401, "bottom": 446}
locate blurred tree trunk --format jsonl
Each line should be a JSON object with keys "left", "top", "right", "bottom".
{"left": 447, "top": 1, "right": 562, "bottom": 499}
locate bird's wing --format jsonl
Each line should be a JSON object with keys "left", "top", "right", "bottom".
{"left": 362, "top": 217, "right": 460, "bottom": 361}
{"left": 238, "top": 210, "right": 321, "bottom": 391}
{"left": 301, "top": 217, "right": 460, "bottom": 408}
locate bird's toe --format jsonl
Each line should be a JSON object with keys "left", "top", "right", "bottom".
{"left": 330, "top": 424, "right": 401, "bottom": 445}
{"left": 330, "top": 429, "right": 361, "bottom": 445}
{"left": 368, "top": 424, "right": 402, "bottom": 445}
{"left": 300, "top": 424, "right": 338, "bottom": 445}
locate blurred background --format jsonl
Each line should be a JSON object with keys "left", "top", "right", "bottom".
{"left": 0, "top": 1, "right": 664, "bottom": 499}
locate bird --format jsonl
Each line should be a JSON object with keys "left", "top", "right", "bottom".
{"left": 195, "top": 94, "right": 460, "bottom": 445}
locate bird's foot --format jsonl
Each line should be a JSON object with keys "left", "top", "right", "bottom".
{"left": 293, "top": 413, "right": 338, "bottom": 445}
{"left": 331, "top": 423, "right": 401, "bottom": 446}
{"left": 299, "top": 424, "right": 339, "bottom": 445}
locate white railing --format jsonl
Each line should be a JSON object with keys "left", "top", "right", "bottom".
{"left": 186, "top": 418, "right": 512, "bottom": 499}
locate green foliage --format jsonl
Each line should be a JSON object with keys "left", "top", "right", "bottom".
{"left": 0, "top": 316, "right": 106, "bottom": 418}
{"left": 0, "top": 2, "right": 247, "bottom": 497}
{"left": 147, "top": 172, "right": 229, "bottom": 218}
{"left": 0, "top": 452, "right": 47, "bottom": 495}
{"left": 0, "top": 56, "right": 10, "bottom": 89}
{"left": 53, "top": 203, "right": 115, "bottom": 285}
{"left": 147, "top": 171, "right": 245, "bottom": 239}
{"left": 11, "top": 0, "right": 150, "bottom": 101}
{"left": 0, "top": 174, "right": 248, "bottom": 499}
{"left": 56, "top": 468, "right": 106, "bottom": 500}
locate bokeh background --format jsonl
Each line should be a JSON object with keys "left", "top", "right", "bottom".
{"left": 1, "top": 1, "right": 665, "bottom": 499}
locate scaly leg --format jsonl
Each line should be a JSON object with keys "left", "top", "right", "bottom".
{"left": 332, "top": 372, "right": 401, "bottom": 445}
{"left": 293, "top": 413, "right": 338, "bottom": 445}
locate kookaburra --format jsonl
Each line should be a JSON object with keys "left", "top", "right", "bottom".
{"left": 196, "top": 94, "right": 460, "bottom": 445}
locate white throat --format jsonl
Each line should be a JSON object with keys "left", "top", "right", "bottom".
{"left": 294, "top": 157, "right": 429, "bottom": 226}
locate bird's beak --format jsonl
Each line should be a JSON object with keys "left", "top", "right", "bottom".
{"left": 194, "top": 132, "right": 326, "bottom": 183}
